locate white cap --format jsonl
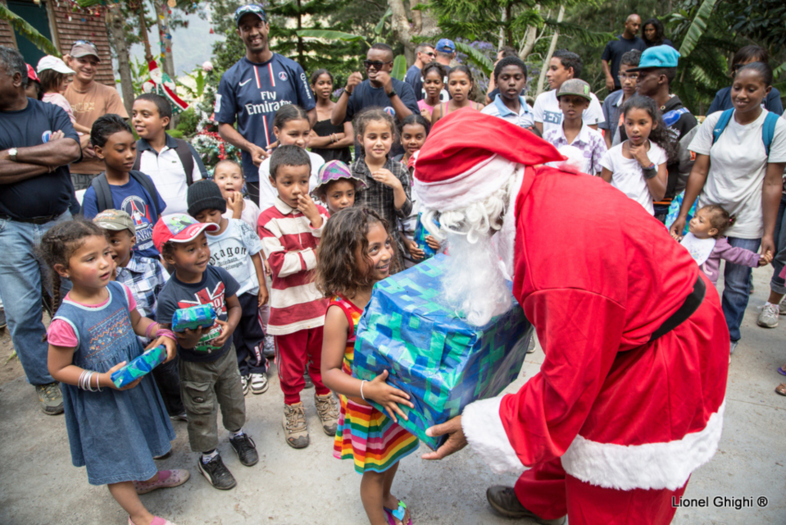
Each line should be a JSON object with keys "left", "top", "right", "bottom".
{"left": 36, "top": 55, "right": 75, "bottom": 75}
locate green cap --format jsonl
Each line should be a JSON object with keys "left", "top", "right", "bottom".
{"left": 93, "top": 209, "right": 135, "bottom": 235}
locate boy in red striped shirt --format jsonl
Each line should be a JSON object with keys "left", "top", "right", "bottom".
{"left": 257, "top": 145, "right": 338, "bottom": 449}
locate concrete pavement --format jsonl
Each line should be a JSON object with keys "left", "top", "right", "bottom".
{"left": 1, "top": 266, "right": 785, "bottom": 524}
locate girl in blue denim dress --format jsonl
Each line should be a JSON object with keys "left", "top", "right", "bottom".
{"left": 41, "top": 219, "right": 187, "bottom": 525}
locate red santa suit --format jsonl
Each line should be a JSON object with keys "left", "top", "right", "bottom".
{"left": 414, "top": 110, "right": 728, "bottom": 525}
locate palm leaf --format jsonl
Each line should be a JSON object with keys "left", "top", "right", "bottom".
{"left": 391, "top": 55, "right": 407, "bottom": 81}
{"left": 678, "top": 0, "right": 719, "bottom": 58}
{"left": 374, "top": 8, "right": 392, "bottom": 36}
{"left": 542, "top": 18, "right": 614, "bottom": 47}
{"left": 454, "top": 40, "right": 493, "bottom": 77}
{"left": 774, "top": 61, "right": 786, "bottom": 80}
{"left": 0, "top": 4, "right": 60, "bottom": 56}
{"left": 296, "top": 29, "right": 369, "bottom": 48}
{"left": 74, "top": 0, "right": 102, "bottom": 6}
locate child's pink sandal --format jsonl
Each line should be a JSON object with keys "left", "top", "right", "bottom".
{"left": 133, "top": 469, "right": 190, "bottom": 495}
{"left": 384, "top": 500, "right": 413, "bottom": 525}
{"left": 127, "top": 517, "right": 177, "bottom": 525}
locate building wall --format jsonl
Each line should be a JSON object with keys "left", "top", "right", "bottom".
{"left": 0, "top": 0, "right": 114, "bottom": 87}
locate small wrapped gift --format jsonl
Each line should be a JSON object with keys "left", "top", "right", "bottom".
{"left": 352, "top": 254, "right": 533, "bottom": 450}
{"left": 111, "top": 345, "right": 167, "bottom": 388}
{"left": 172, "top": 304, "right": 216, "bottom": 332}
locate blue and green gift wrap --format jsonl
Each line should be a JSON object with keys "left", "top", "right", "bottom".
{"left": 352, "top": 254, "right": 533, "bottom": 450}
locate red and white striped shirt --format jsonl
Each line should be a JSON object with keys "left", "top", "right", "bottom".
{"left": 257, "top": 198, "right": 330, "bottom": 335}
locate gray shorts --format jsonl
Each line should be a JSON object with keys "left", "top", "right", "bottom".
{"left": 179, "top": 345, "right": 246, "bottom": 453}
{"left": 71, "top": 173, "right": 99, "bottom": 191}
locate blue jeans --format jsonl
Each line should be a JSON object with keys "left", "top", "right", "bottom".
{"left": 722, "top": 236, "right": 761, "bottom": 342}
{"left": 769, "top": 195, "right": 786, "bottom": 295}
{"left": 0, "top": 211, "right": 71, "bottom": 385}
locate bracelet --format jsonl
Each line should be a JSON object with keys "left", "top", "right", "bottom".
{"left": 94, "top": 372, "right": 102, "bottom": 392}
{"left": 360, "top": 380, "right": 367, "bottom": 401}
{"left": 145, "top": 322, "right": 160, "bottom": 340}
{"left": 642, "top": 163, "right": 657, "bottom": 180}
{"left": 156, "top": 328, "right": 177, "bottom": 342}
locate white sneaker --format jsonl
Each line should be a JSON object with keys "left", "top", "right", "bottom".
{"left": 263, "top": 335, "right": 276, "bottom": 358}
{"left": 241, "top": 375, "right": 249, "bottom": 396}
{"left": 250, "top": 373, "right": 269, "bottom": 395}
{"left": 779, "top": 297, "right": 786, "bottom": 316}
{"left": 757, "top": 303, "right": 779, "bottom": 328}
{"left": 730, "top": 340, "right": 738, "bottom": 356}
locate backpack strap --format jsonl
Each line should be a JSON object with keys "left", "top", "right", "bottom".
{"left": 172, "top": 138, "right": 195, "bottom": 186}
{"left": 132, "top": 140, "right": 142, "bottom": 172}
{"left": 129, "top": 170, "right": 162, "bottom": 217}
{"left": 762, "top": 111, "right": 779, "bottom": 157}
{"left": 90, "top": 173, "right": 113, "bottom": 213}
{"left": 711, "top": 108, "right": 735, "bottom": 146}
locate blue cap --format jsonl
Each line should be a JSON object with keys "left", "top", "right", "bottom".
{"left": 627, "top": 45, "right": 680, "bottom": 71}
{"left": 436, "top": 39, "right": 456, "bottom": 54}
{"left": 234, "top": 4, "right": 267, "bottom": 28}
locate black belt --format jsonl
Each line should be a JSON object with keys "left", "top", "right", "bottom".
{"left": 649, "top": 274, "right": 706, "bottom": 343}
{"left": 1, "top": 213, "right": 62, "bottom": 225}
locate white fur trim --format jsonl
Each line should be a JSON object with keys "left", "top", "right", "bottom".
{"left": 490, "top": 170, "right": 523, "bottom": 280}
{"left": 561, "top": 401, "right": 725, "bottom": 491}
{"left": 415, "top": 155, "right": 518, "bottom": 212}
{"left": 462, "top": 396, "right": 525, "bottom": 474}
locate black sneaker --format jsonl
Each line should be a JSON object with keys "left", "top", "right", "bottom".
{"left": 229, "top": 433, "right": 259, "bottom": 467}
{"left": 197, "top": 454, "right": 236, "bottom": 490}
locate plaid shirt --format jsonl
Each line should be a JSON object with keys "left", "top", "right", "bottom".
{"left": 351, "top": 156, "right": 412, "bottom": 228}
{"left": 115, "top": 253, "right": 169, "bottom": 320}
{"left": 543, "top": 122, "right": 608, "bottom": 176}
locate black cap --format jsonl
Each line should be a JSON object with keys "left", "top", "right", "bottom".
{"left": 187, "top": 180, "right": 227, "bottom": 217}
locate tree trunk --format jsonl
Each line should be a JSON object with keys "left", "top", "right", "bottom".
{"left": 106, "top": 3, "right": 134, "bottom": 116}
{"left": 536, "top": 5, "right": 564, "bottom": 96}
{"left": 390, "top": 0, "right": 440, "bottom": 66}
{"left": 519, "top": 24, "right": 538, "bottom": 60}
{"left": 498, "top": 6, "right": 506, "bottom": 49}
{"left": 153, "top": 0, "right": 178, "bottom": 127}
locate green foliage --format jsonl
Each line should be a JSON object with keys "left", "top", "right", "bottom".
{"left": 0, "top": 4, "right": 59, "bottom": 56}
{"left": 391, "top": 55, "right": 407, "bottom": 80}
{"left": 174, "top": 107, "right": 200, "bottom": 138}
{"left": 722, "top": 0, "right": 786, "bottom": 50}
{"left": 675, "top": 0, "right": 718, "bottom": 58}
{"left": 454, "top": 41, "right": 493, "bottom": 77}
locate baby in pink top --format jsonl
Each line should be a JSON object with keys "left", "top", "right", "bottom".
{"left": 37, "top": 55, "right": 91, "bottom": 135}
{"left": 680, "top": 204, "right": 771, "bottom": 285}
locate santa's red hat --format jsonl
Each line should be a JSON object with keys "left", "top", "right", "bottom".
{"left": 414, "top": 109, "right": 563, "bottom": 211}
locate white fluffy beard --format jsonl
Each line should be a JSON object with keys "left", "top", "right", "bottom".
{"left": 442, "top": 230, "right": 512, "bottom": 326}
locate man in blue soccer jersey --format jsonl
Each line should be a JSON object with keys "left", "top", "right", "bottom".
{"left": 215, "top": 4, "right": 316, "bottom": 204}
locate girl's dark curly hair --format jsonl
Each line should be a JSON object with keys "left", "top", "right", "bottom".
{"left": 621, "top": 95, "right": 678, "bottom": 162}
{"left": 315, "top": 207, "right": 397, "bottom": 299}
{"left": 39, "top": 219, "right": 106, "bottom": 314}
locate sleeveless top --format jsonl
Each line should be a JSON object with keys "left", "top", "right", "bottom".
{"left": 311, "top": 119, "right": 352, "bottom": 164}
{"left": 328, "top": 294, "right": 366, "bottom": 404}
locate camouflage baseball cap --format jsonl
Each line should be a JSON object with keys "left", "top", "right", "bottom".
{"left": 93, "top": 209, "right": 135, "bottom": 235}
{"left": 556, "top": 78, "right": 592, "bottom": 101}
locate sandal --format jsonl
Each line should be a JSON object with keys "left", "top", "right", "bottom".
{"left": 128, "top": 517, "right": 177, "bottom": 525}
{"left": 776, "top": 384, "right": 786, "bottom": 396}
{"left": 778, "top": 367, "right": 786, "bottom": 377}
{"left": 383, "top": 500, "right": 413, "bottom": 525}
{"left": 133, "top": 469, "right": 190, "bottom": 495}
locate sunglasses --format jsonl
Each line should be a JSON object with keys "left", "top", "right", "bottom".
{"left": 425, "top": 52, "right": 436, "bottom": 58}
{"left": 364, "top": 60, "right": 392, "bottom": 70}
{"left": 72, "top": 39, "right": 96, "bottom": 47}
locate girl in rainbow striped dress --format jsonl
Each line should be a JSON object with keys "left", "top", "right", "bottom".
{"left": 316, "top": 207, "right": 419, "bottom": 525}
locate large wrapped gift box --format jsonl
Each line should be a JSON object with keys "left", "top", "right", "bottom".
{"left": 352, "top": 254, "right": 533, "bottom": 450}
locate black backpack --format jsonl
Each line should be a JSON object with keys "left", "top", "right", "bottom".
{"left": 90, "top": 170, "right": 163, "bottom": 216}
{"left": 132, "top": 137, "right": 196, "bottom": 186}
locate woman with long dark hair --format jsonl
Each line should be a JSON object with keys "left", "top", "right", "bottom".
{"left": 641, "top": 18, "right": 673, "bottom": 48}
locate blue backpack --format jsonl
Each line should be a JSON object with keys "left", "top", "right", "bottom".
{"left": 711, "top": 108, "right": 780, "bottom": 156}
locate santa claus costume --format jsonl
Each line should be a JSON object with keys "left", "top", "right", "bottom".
{"left": 414, "top": 110, "right": 728, "bottom": 525}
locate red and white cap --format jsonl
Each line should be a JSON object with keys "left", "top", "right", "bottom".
{"left": 413, "top": 109, "right": 563, "bottom": 211}
{"left": 152, "top": 214, "right": 219, "bottom": 252}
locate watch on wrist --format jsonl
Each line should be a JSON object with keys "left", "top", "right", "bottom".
{"left": 387, "top": 89, "right": 397, "bottom": 98}
{"left": 8, "top": 147, "right": 18, "bottom": 161}
{"left": 642, "top": 163, "right": 657, "bottom": 180}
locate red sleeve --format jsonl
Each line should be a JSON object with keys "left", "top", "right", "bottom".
{"left": 499, "top": 288, "right": 625, "bottom": 466}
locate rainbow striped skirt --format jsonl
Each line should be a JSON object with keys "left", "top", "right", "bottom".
{"left": 333, "top": 395, "right": 419, "bottom": 474}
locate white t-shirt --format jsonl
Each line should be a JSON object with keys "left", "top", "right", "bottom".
{"left": 205, "top": 219, "right": 263, "bottom": 296}
{"left": 599, "top": 141, "right": 667, "bottom": 215}
{"left": 532, "top": 89, "right": 605, "bottom": 135}
{"left": 137, "top": 146, "right": 203, "bottom": 215}
{"left": 222, "top": 198, "right": 260, "bottom": 231}
{"left": 689, "top": 110, "right": 786, "bottom": 239}
{"left": 258, "top": 150, "right": 324, "bottom": 212}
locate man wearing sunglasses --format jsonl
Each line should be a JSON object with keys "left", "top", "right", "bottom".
{"left": 63, "top": 40, "right": 127, "bottom": 191}
{"left": 330, "top": 43, "right": 419, "bottom": 151}
{"left": 404, "top": 43, "right": 436, "bottom": 101}
{"left": 216, "top": 4, "right": 316, "bottom": 204}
